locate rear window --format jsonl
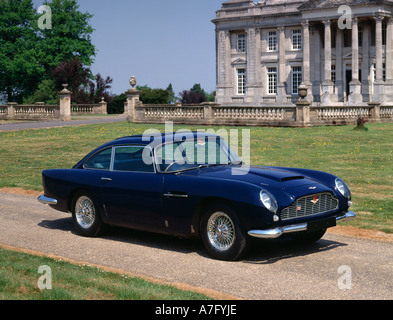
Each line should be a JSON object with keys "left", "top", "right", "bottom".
{"left": 84, "top": 148, "right": 112, "bottom": 170}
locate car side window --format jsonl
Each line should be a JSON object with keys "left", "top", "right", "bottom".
{"left": 113, "top": 146, "right": 155, "bottom": 173}
{"left": 84, "top": 148, "right": 112, "bottom": 170}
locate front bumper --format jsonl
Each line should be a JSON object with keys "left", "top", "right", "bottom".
{"left": 248, "top": 211, "right": 356, "bottom": 239}
{"left": 38, "top": 194, "right": 58, "bottom": 205}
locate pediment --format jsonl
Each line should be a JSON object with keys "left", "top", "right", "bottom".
{"left": 299, "top": 0, "right": 380, "bottom": 11}
{"left": 342, "top": 52, "right": 363, "bottom": 60}
{"left": 232, "top": 58, "right": 247, "bottom": 65}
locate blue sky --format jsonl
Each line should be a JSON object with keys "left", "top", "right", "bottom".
{"left": 33, "top": 0, "right": 224, "bottom": 96}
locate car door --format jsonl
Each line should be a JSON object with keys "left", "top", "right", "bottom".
{"left": 100, "top": 145, "right": 164, "bottom": 232}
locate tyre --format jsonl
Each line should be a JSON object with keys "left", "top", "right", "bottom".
{"left": 201, "top": 203, "right": 249, "bottom": 261}
{"left": 72, "top": 192, "right": 105, "bottom": 237}
{"left": 291, "top": 228, "right": 327, "bottom": 243}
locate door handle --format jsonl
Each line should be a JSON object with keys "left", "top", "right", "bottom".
{"left": 163, "top": 192, "right": 188, "bottom": 199}
{"left": 101, "top": 177, "right": 112, "bottom": 182}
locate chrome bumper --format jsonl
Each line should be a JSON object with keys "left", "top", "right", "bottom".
{"left": 248, "top": 211, "right": 356, "bottom": 239}
{"left": 38, "top": 195, "right": 58, "bottom": 205}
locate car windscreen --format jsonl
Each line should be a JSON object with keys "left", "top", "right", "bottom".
{"left": 154, "top": 137, "right": 242, "bottom": 173}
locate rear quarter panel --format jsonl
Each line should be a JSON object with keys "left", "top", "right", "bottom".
{"left": 42, "top": 169, "right": 104, "bottom": 215}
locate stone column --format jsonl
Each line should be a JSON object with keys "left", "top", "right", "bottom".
{"left": 385, "top": 17, "right": 393, "bottom": 101}
{"left": 59, "top": 84, "right": 72, "bottom": 121}
{"left": 336, "top": 26, "right": 344, "bottom": 101}
{"left": 301, "top": 20, "right": 313, "bottom": 102}
{"left": 99, "top": 97, "right": 108, "bottom": 115}
{"left": 215, "top": 30, "right": 231, "bottom": 104}
{"left": 321, "top": 20, "right": 334, "bottom": 104}
{"left": 126, "top": 76, "right": 141, "bottom": 122}
{"left": 349, "top": 17, "right": 363, "bottom": 104}
{"left": 373, "top": 15, "right": 384, "bottom": 102}
{"left": 277, "top": 26, "right": 287, "bottom": 103}
{"left": 296, "top": 84, "right": 311, "bottom": 127}
{"left": 361, "top": 23, "right": 370, "bottom": 102}
{"left": 6, "top": 102, "right": 16, "bottom": 120}
{"left": 246, "top": 28, "right": 257, "bottom": 103}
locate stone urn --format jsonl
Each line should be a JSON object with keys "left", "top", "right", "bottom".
{"left": 298, "top": 84, "right": 308, "bottom": 100}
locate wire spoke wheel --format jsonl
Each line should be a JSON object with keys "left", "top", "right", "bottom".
{"left": 75, "top": 196, "right": 96, "bottom": 229}
{"left": 207, "top": 211, "right": 236, "bottom": 252}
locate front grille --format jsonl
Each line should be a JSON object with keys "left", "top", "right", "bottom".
{"left": 281, "top": 193, "right": 339, "bottom": 221}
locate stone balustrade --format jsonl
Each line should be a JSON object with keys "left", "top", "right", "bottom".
{"left": 130, "top": 101, "right": 393, "bottom": 127}
{"left": 0, "top": 88, "right": 107, "bottom": 121}
{"left": 124, "top": 76, "right": 393, "bottom": 127}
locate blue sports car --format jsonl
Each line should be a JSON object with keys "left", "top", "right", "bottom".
{"left": 38, "top": 131, "right": 355, "bottom": 260}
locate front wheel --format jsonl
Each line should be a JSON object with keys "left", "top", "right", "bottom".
{"left": 72, "top": 193, "right": 105, "bottom": 237}
{"left": 201, "top": 204, "right": 249, "bottom": 261}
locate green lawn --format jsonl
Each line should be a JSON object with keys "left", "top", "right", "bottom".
{"left": 0, "top": 121, "right": 392, "bottom": 234}
{"left": 0, "top": 247, "right": 211, "bottom": 300}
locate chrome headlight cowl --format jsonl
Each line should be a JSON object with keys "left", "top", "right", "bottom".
{"left": 260, "top": 190, "right": 278, "bottom": 213}
{"left": 335, "top": 178, "right": 351, "bottom": 199}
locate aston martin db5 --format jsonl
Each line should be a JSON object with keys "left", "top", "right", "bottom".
{"left": 38, "top": 131, "right": 355, "bottom": 260}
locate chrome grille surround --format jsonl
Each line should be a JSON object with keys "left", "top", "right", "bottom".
{"left": 280, "top": 193, "right": 339, "bottom": 221}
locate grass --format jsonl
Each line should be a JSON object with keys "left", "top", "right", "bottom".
{"left": 0, "top": 246, "right": 211, "bottom": 300}
{"left": 0, "top": 121, "right": 392, "bottom": 233}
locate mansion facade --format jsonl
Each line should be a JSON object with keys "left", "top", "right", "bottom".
{"left": 212, "top": 0, "right": 393, "bottom": 106}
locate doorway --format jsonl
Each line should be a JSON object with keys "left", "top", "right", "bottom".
{"left": 345, "top": 69, "right": 352, "bottom": 99}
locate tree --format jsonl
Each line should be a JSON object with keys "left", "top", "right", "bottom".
{"left": 23, "top": 79, "right": 58, "bottom": 104}
{"left": 166, "top": 83, "right": 177, "bottom": 104}
{"left": 37, "top": 0, "right": 96, "bottom": 70}
{"left": 0, "top": 0, "right": 44, "bottom": 102}
{"left": 140, "top": 88, "right": 169, "bottom": 104}
{"left": 0, "top": 0, "right": 96, "bottom": 103}
{"left": 179, "top": 83, "right": 208, "bottom": 104}
{"left": 51, "top": 57, "right": 112, "bottom": 104}
{"left": 89, "top": 73, "right": 113, "bottom": 103}
{"left": 51, "top": 57, "right": 92, "bottom": 103}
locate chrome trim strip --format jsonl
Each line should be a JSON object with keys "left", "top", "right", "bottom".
{"left": 163, "top": 193, "right": 189, "bottom": 199}
{"left": 248, "top": 211, "right": 356, "bottom": 239}
{"left": 38, "top": 195, "right": 58, "bottom": 205}
{"left": 336, "top": 211, "right": 356, "bottom": 223}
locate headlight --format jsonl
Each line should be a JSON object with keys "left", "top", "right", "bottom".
{"left": 260, "top": 190, "right": 278, "bottom": 213}
{"left": 335, "top": 178, "right": 351, "bottom": 199}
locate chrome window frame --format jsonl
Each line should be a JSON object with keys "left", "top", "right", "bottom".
{"left": 82, "top": 144, "right": 156, "bottom": 174}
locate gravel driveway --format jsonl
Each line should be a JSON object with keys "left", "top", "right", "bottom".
{"left": 1, "top": 191, "right": 392, "bottom": 300}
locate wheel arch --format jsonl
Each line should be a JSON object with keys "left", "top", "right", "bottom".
{"left": 191, "top": 196, "right": 238, "bottom": 237}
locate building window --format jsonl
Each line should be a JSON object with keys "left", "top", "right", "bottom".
{"left": 268, "top": 31, "right": 277, "bottom": 52}
{"left": 291, "top": 66, "right": 302, "bottom": 95}
{"left": 373, "top": 63, "right": 387, "bottom": 81}
{"left": 331, "top": 65, "right": 336, "bottom": 84}
{"left": 267, "top": 67, "right": 277, "bottom": 95}
{"left": 373, "top": 63, "right": 376, "bottom": 81}
{"left": 292, "top": 29, "right": 302, "bottom": 50}
{"left": 237, "top": 68, "right": 246, "bottom": 95}
{"left": 237, "top": 34, "right": 246, "bottom": 53}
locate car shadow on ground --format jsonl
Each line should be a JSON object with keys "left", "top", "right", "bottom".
{"left": 244, "top": 237, "right": 347, "bottom": 264}
{"left": 38, "top": 217, "right": 348, "bottom": 263}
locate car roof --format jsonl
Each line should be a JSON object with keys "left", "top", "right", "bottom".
{"left": 109, "top": 131, "right": 221, "bottom": 147}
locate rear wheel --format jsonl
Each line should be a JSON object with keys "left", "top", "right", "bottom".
{"left": 201, "top": 203, "right": 249, "bottom": 261}
{"left": 72, "top": 193, "right": 105, "bottom": 237}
